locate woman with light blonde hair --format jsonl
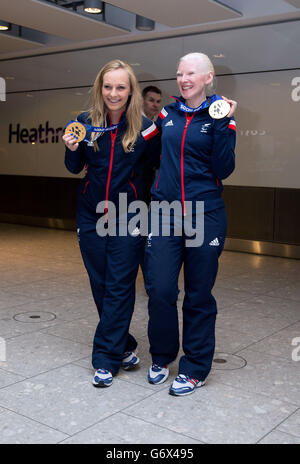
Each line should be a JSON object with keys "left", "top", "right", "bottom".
{"left": 145, "top": 52, "right": 237, "bottom": 396}
{"left": 63, "top": 59, "right": 160, "bottom": 388}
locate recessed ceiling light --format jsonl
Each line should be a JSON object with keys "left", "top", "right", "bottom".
{"left": 0, "top": 20, "right": 10, "bottom": 31}
{"left": 213, "top": 54, "right": 225, "bottom": 59}
{"left": 84, "top": 0, "right": 103, "bottom": 14}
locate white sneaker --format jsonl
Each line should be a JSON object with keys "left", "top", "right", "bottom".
{"left": 122, "top": 351, "right": 140, "bottom": 371}
{"left": 169, "top": 374, "right": 206, "bottom": 396}
{"left": 93, "top": 369, "right": 113, "bottom": 388}
{"left": 148, "top": 364, "right": 169, "bottom": 385}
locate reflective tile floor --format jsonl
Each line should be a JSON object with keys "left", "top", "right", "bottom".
{"left": 0, "top": 223, "right": 300, "bottom": 444}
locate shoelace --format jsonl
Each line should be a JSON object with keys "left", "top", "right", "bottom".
{"left": 176, "top": 374, "right": 198, "bottom": 385}
{"left": 96, "top": 369, "right": 110, "bottom": 374}
{"left": 152, "top": 364, "right": 166, "bottom": 370}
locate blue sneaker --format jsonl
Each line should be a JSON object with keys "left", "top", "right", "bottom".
{"left": 148, "top": 364, "right": 169, "bottom": 385}
{"left": 169, "top": 374, "right": 205, "bottom": 396}
{"left": 122, "top": 351, "right": 140, "bottom": 371}
{"left": 93, "top": 369, "right": 113, "bottom": 388}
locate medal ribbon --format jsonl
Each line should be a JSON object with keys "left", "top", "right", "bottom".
{"left": 176, "top": 94, "right": 222, "bottom": 113}
{"left": 65, "top": 119, "right": 124, "bottom": 133}
{"left": 64, "top": 119, "right": 124, "bottom": 144}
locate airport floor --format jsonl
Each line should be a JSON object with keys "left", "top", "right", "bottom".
{"left": 0, "top": 222, "right": 300, "bottom": 444}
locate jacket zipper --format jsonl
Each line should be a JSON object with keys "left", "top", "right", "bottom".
{"left": 128, "top": 179, "right": 138, "bottom": 199}
{"left": 155, "top": 172, "right": 160, "bottom": 190}
{"left": 180, "top": 113, "right": 194, "bottom": 215}
{"left": 83, "top": 180, "right": 90, "bottom": 194}
{"left": 155, "top": 154, "right": 162, "bottom": 190}
{"left": 82, "top": 164, "right": 89, "bottom": 194}
{"left": 105, "top": 130, "right": 117, "bottom": 214}
{"left": 104, "top": 111, "right": 123, "bottom": 215}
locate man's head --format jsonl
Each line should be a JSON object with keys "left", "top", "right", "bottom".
{"left": 142, "top": 86, "right": 162, "bottom": 120}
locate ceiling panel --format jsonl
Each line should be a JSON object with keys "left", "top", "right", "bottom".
{"left": 2, "top": 18, "right": 300, "bottom": 95}
{"left": 284, "top": 0, "right": 300, "bottom": 7}
{"left": 224, "top": 0, "right": 298, "bottom": 16}
{"left": 183, "top": 20, "right": 300, "bottom": 74}
{"left": 0, "top": 0, "right": 129, "bottom": 41}
{"left": 107, "top": 0, "right": 241, "bottom": 27}
{"left": 0, "top": 37, "right": 183, "bottom": 92}
{"left": 0, "top": 34, "right": 44, "bottom": 53}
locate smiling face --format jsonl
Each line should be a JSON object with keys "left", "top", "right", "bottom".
{"left": 102, "top": 68, "right": 131, "bottom": 120}
{"left": 176, "top": 58, "right": 213, "bottom": 108}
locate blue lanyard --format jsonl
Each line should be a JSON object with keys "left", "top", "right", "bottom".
{"left": 176, "top": 94, "right": 222, "bottom": 113}
{"left": 66, "top": 119, "right": 124, "bottom": 133}
{"left": 85, "top": 121, "right": 124, "bottom": 133}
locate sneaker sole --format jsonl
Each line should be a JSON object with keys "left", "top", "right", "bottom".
{"left": 93, "top": 381, "right": 112, "bottom": 388}
{"left": 169, "top": 389, "right": 194, "bottom": 396}
{"left": 148, "top": 373, "right": 169, "bottom": 385}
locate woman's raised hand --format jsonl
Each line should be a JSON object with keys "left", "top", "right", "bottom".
{"left": 221, "top": 96, "right": 237, "bottom": 118}
{"left": 62, "top": 133, "right": 79, "bottom": 152}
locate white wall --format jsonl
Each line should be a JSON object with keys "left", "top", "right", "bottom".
{"left": 1, "top": 69, "right": 299, "bottom": 187}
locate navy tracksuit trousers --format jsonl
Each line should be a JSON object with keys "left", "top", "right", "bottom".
{"left": 145, "top": 206, "right": 227, "bottom": 381}
{"left": 77, "top": 212, "right": 143, "bottom": 374}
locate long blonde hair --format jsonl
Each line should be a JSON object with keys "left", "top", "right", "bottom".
{"left": 89, "top": 59, "right": 142, "bottom": 152}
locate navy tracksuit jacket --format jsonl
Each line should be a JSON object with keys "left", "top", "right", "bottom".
{"left": 65, "top": 111, "right": 160, "bottom": 374}
{"left": 145, "top": 96, "right": 236, "bottom": 381}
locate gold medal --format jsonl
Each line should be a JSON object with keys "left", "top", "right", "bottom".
{"left": 208, "top": 99, "right": 231, "bottom": 119}
{"left": 65, "top": 121, "right": 86, "bottom": 142}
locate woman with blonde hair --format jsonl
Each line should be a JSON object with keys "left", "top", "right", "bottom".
{"left": 63, "top": 60, "right": 160, "bottom": 388}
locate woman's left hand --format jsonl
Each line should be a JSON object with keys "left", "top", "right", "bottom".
{"left": 221, "top": 96, "right": 237, "bottom": 118}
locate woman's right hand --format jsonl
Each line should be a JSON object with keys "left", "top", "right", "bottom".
{"left": 62, "top": 133, "right": 79, "bottom": 151}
